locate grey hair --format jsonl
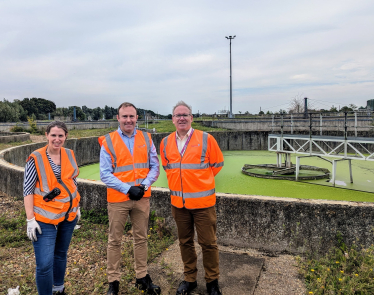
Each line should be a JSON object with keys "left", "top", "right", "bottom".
{"left": 172, "top": 101, "right": 192, "bottom": 115}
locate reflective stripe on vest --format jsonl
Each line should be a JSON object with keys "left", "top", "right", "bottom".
{"left": 31, "top": 150, "right": 49, "bottom": 192}
{"left": 170, "top": 188, "right": 215, "bottom": 199}
{"left": 65, "top": 149, "right": 79, "bottom": 178}
{"left": 210, "top": 162, "right": 224, "bottom": 168}
{"left": 163, "top": 135, "right": 169, "bottom": 165}
{"left": 163, "top": 162, "right": 210, "bottom": 170}
{"left": 33, "top": 200, "right": 79, "bottom": 221}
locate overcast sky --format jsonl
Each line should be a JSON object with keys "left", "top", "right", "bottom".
{"left": 1, "top": 0, "right": 373, "bottom": 115}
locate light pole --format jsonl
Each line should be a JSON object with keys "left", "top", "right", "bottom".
{"left": 225, "top": 35, "right": 236, "bottom": 118}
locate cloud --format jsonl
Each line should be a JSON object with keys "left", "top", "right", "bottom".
{"left": 0, "top": 0, "right": 374, "bottom": 114}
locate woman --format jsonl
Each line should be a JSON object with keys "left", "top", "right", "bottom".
{"left": 24, "top": 121, "right": 81, "bottom": 295}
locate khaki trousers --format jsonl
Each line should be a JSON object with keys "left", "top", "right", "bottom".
{"left": 107, "top": 197, "right": 150, "bottom": 282}
{"left": 172, "top": 206, "right": 219, "bottom": 283}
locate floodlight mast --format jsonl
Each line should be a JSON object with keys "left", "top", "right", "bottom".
{"left": 225, "top": 35, "right": 236, "bottom": 118}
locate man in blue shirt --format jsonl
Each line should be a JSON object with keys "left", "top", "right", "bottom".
{"left": 100, "top": 102, "right": 161, "bottom": 295}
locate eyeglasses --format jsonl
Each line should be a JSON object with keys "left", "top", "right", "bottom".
{"left": 173, "top": 114, "right": 191, "bottom": 119}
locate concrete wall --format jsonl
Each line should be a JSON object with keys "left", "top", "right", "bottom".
{"left": 152, "top": 131, "right": 269, "bottom": 154}
{"left": 0, "top": 132, "right": 30, "bottom": 144}
{"left": 2, "top": 135, "right": 374, "bottom": 254}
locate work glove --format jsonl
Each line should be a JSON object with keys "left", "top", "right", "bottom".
{"left": 128, "top": 185, "right": 145, "bottom": 201}
{"left": 26, "top": 217, "right": 42, "bottom": 242}
{"left": 77, "top": 207, "right": 81, "bottom": 223}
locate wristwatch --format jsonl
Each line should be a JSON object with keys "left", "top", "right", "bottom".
{"left": 140, "top": 184, "right": 149, "bottom": 191}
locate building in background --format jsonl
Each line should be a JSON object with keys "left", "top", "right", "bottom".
{"left": 367, "top": 99, "right": 374, "bottom": 111}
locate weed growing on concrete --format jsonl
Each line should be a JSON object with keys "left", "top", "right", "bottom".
{"left": 297, "top": 233, "right": 374, "bottom": 294}
{"left": 81, "top": 207, "right": 109, "bottom": 224}
{"left": 10, "top": 125, "right": 27, "bottom": 132}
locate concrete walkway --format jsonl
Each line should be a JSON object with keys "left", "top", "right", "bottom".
{"left": 148, "top": 241, "right": 305, "bottom": 295}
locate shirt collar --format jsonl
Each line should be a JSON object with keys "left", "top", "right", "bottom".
{"left": 118, "top": 126, "right": 137, "bottom": 138}
{"left": 176, "top": 128, "right": 192, "bottom": 140}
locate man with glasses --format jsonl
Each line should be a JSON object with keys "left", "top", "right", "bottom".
{"left": 160, "top": 101, "right": 224, "bottom": 295}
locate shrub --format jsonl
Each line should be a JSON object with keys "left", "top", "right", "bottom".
{"left": 10, "top": 125, "right": 27, "bottom": 132}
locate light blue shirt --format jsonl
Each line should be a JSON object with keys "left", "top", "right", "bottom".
{"left": 100, "top": 127, "right": 160, "bottom": 194}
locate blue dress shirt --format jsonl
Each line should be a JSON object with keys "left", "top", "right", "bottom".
{"left": 100, "top": 127, "right": 160, "bottom": 195}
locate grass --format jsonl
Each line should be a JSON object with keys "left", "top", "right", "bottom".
{"left": 67, "top": 127, "right": 117, "bottom": 138}
{"left": 137, "top": 120, "right": 227, "bottom": 133}
{"left": 66, "top": 120, "right": 226, "bottom": 139}
{"left": 0, "top": 140, "right": 33, "bottom": 151}
{"left": 298, "top": 233, "right": 374, "bottom": 294}
{"left": 0, "top": 194, "right": 175, "bottom": 294}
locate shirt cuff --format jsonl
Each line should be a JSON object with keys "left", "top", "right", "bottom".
{"left": 120, "top": 183, "right": 131, "bottom": 194}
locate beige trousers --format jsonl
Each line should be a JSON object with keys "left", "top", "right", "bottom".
{"left": 107, "top": 197, "right": 150, "bottom": 282}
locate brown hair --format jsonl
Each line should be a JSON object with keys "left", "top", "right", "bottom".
{"left": 46, "top": 121, "right": 68, "bottom": 135}
{"left": 118, "top": 102, "right": 137, "bottom": 114}
{"left": 172, "top": 101, "right": 192, "bottom": 115}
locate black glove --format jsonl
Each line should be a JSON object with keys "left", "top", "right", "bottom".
{"left": 128, "top": 186, "right": 145, "bottom": 201}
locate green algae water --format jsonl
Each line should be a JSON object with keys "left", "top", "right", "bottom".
{"left": 78, "top": 151, "right": 374, "bottom": 202}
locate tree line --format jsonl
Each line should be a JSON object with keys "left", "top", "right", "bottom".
{"left": 0, "top": 98, "right": 168, "bottom": 123}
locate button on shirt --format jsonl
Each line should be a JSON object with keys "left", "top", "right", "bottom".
{"left": 176, "top": 128, "right": 193, "bottom": 155}
{"left": 100, "top": 127, "right": 160, "bottom": 194}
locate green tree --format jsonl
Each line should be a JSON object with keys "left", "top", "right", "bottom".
{"left": 20, "top": 97, "right": 56, "bottom": 119}
{"left": 31, "top": 98, "right": 56, "bottom": 115}
{"left": 13, "top": 100, "right": 28, "bottom": 121}
{"left": 348, "top": 104, "right": 358, "bottom": 111}
{"left": 68, "top": 106, "right": 85, "bottom": 121}
{"left": 19, "top": 98, "right": 38, "bottom": 118}
{"left": 82, "top": 105, "right": 93, "bottom": 119}
{"left": 330, "top": 106, "right": 338, "bottom": 112}
{"left": 0, "top": 99, "right": 26, "bottom": 122}
{"left": 92, "top": 107, "right": 103, "bottom": 120}
{"left": 340, "top": 106, "right": 353, "bottom": 112}
{"left": 104, "top": 105, "right": 114, "bottom": 120}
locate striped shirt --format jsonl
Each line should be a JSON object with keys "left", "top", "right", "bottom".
{"left": 23, "top": 152, "right": 78, "bottom": 197}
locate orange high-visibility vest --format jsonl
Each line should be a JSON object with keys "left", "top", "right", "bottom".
{"left": 160, "top": 130, "right": 224, "bottom": 209}
{"left": 101, "top": 130, "right": 152, "bottom": 203}
{"left": 28, "top": 145, "right": 81, "bottom": 225}
{"left": 98, "top": 135, "right": 105, "bottom": 147}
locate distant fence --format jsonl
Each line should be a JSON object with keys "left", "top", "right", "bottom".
{"left": 202, "top": 112, "right": 374, "bottom": 135}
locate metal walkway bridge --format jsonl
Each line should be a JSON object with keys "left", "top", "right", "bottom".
{"left": 268, "top": 133, "right": 374, "bottom": 186}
